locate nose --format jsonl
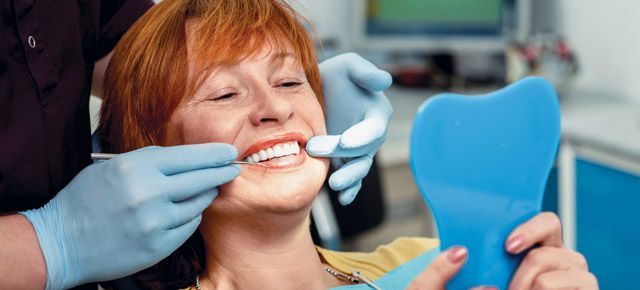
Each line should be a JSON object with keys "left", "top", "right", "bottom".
{"left": 249, "top": 85, "right": 294, "bottom": 126}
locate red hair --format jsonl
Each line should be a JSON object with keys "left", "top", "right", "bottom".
{"left": 99, "top": 0, "right": 322, "bottom": 153}
{"left": 98, "top": 1, "right": 322, "bottom": 288}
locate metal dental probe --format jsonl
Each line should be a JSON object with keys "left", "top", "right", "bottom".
{"left": 90, "top": 153, "right": 268, "bottom": 167}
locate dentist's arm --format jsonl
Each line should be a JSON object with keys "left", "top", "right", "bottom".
{"left": 0, "top": 214, "right": 46, "bottom": 289}
{"left": 0, "top": 37, "right": 115, "bottom": 290}
{"left": 20, "top": 143, "right": 239, "bottom": 290}
{"left": 307, "top": 53, "right": 393, "bottom": 205}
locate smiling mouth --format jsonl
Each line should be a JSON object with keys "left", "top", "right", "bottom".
{"left": 240, "top": 133, "right": 307, "bottom": 168}
{"left": 244, "top": 141, "right": 300, "bottom": 163}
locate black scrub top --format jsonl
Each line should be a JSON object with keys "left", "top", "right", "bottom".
{"left": 0, "top": 0, "right": 152, "bottom": 213}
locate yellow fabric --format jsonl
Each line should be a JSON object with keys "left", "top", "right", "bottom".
{"left": 317, "top": 237, "right": 440, "bottom": 281}
{"left": 181, "top": 237, "right": 439, "bottom": 289}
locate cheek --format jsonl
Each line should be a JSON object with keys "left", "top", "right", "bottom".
{"left": 174, "top": 108, "right": 243, "bottom": 144}
{"left": 298, "top": 95, "right": 326, "bottom": 135}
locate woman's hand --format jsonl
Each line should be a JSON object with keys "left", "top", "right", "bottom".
{"left": 506, "top": 212, "right": 598, "bottom": 290}
{"left": 407, "top": 246, "right": 467, "bottom": 290}
{"left": 407, "top": 246, "right": 497, "bottom": 290}
{"left": 408, "top": 212, "right": 598, "bottom": 290}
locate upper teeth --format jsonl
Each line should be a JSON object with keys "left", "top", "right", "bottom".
{"left": 245, "top": 141, "right": 300, "bottom": 163}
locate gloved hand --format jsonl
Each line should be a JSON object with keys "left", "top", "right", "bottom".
{"left": 21, "top": 144, "right": 240, "bottom": 290}
{"left": 307, "top": 53, "right": 393, "bottom": 205}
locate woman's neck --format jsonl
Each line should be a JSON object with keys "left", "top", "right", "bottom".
{"left": 197, "top": 209, "right": 342, "bottom": 290}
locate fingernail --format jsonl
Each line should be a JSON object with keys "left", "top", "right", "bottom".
{"left": 506, "top": 235, "right": 523, "bottom": 253}
{"left": 447, "top": 247, "right": 467, "bottom": 264}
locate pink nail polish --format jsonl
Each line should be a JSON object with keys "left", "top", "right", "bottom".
{"left": 447, "top": 247, "right": 467, "bottom": 264}
{"left": 507, "top": 235, "right": 523, "bottom": 253}
{"left": 470, "top": 286, "right": 497, "bottom": 290}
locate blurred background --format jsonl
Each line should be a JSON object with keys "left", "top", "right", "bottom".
{"left": 291, "top": 1, "right": 640, "bottom": 289}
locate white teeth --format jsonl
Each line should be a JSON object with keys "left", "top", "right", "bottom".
{"left": 273, "top": 144, "right": 284, "bottom": 157}
{"left": 266, "top": 148, "right": 275, "bottom": 159}
{"left": 293, "top": 142, "right": 300, "bottom": 154}
{"left": 286, "top": 142, "right": 295, "bottom": 155}
{"left": 245, "top": 141, "right": 301, "bottom": 163}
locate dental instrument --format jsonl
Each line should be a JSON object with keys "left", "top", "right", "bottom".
{"left": 410, "top": 77, "right": 560, "bottom": 289}
{"left": 91, "top": 153, "right": 268, "bottom": 167}
{"left": 24, "top": 143, "right": 239, "bottom": 290}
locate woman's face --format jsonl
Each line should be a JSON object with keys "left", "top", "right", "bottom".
{"left": 166, "top": 44, "right": 329, "bottom": 215}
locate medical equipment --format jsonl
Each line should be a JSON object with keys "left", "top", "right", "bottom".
{"left": 352, "top": 0, "right": 527, "bottom": 53}
{"left": 91, "top": 153, "right": 267, "bottom": 167}
{"left": 410, "top": 77, "right": 560, "bottom": 289}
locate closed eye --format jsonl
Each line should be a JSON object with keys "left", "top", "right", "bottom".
{"left": 212, "top": 92, "right": 236, "bottom": 101}
{"left": 278, "top": 81, "right": 303, "bottom": 88}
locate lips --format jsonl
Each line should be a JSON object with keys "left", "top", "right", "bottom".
{"left": 244, "top": 141, "right": 300, "bottom": 163}
{"left": 240, "top": 132, "right": 307, "bottom": 163}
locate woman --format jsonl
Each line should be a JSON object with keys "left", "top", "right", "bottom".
{"left": 99, "top": 0, "right": 598, "bottom": 289}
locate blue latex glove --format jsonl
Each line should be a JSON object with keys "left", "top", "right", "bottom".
{"left": 21, "top": 144, "right": 240, "bottom": 290}
{"left": 307, "top": 53, "right": 393, "bottom": 205}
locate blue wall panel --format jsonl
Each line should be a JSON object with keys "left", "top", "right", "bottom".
{"left": 539, "top": 160, "right": 639, "bottom": 289}
{"left": 575, "top": 159, "right": 640, "bottom": 290}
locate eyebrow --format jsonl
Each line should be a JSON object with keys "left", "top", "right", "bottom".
{"left": 270, "top": 52, "right": 297, "bottom": 65}
{"left": 272, "top": 52, "right": 295, "bottom": 59}
{"left": 269, "top": 52, "right": 301, "bottom": 70}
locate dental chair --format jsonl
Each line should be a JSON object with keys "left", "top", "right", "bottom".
{"left": 311, "top": 157, "right": 386, "bottom": 250}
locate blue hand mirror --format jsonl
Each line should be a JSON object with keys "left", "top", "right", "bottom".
{"left": 409, "top": 77, "right": 560, "bottom": 289}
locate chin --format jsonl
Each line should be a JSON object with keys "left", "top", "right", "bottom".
{"left": 213, "top": 154, "right": 329, "bottom": 216}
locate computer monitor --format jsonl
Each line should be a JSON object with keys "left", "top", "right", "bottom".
{"left": 352, "top": 0, "right": 530, "bottom": 53}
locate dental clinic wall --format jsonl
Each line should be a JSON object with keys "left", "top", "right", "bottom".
{"left": 290, "top": 0, "right": 353, "bottom": 52}
{"left": 294, "top": 0, "right": 640, "bottom": 104}
{"left": 557, "top": 0, "right": 640, "bottom": 103}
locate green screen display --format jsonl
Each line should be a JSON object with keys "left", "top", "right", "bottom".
{"left": 370, "top": 0, "right": 502, "bottom": 25}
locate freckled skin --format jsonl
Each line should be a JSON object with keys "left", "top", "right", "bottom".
{"left": 166, "top": 45, "right": 329, "bottom": 219}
